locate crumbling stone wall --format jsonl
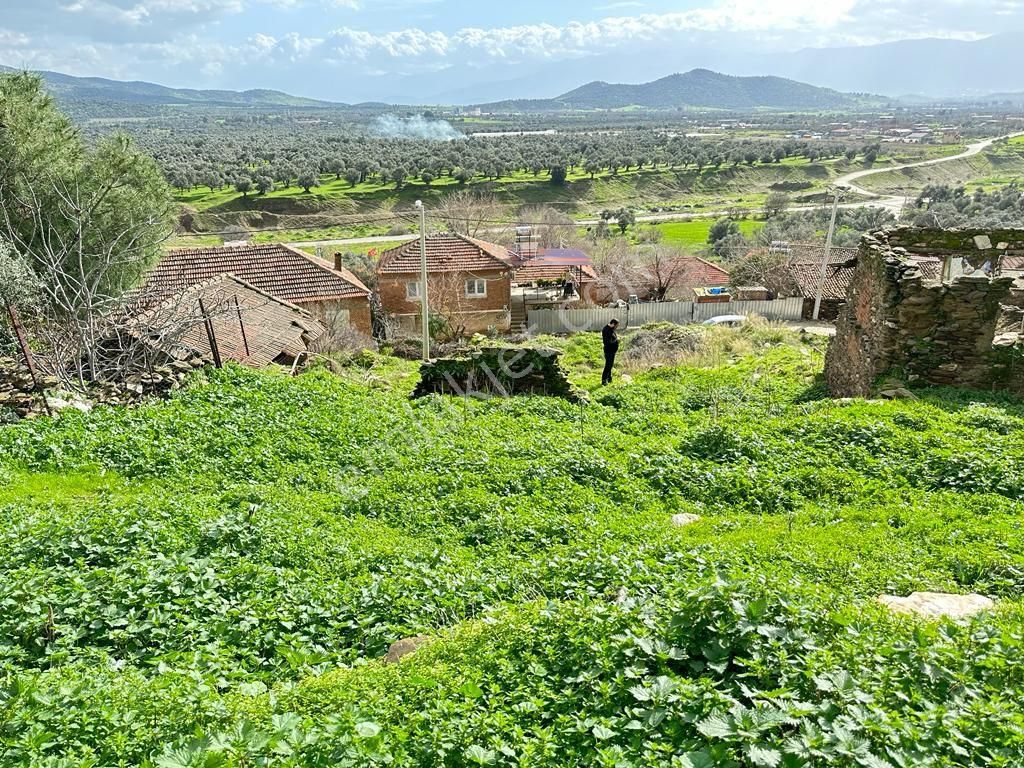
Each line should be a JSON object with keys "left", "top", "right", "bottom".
{"left": 413, "top": 346, "right": 583, "bottom": 402}
{"left": 825, "top": 228, "right": 1024, "bottom": 397}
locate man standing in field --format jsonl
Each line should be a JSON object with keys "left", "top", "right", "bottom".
{"left": 602, "top": 318, "right": 620, "bottom": 386}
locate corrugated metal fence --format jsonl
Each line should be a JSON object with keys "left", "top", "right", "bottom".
{"left": 527, "top": 298, "right": 804, "bottom": 335}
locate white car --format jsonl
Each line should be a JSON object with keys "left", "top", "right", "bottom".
{"left": 702, "top": 315, "right": 748, "bottom": 327}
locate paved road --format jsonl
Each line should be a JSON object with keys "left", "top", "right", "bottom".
{"left": 289, "top": 134, "right": 1023, "bottom": 249}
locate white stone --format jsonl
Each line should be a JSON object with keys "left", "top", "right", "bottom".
{"left": 48, "top": 396, "right": 93, "bottom": 413}
{"left": 878, "top": 592, "right": 994, "bottom": 620}
{"left": 671, "top": 513, "right": 701, "bottom": 527}
{"left": 974, "top": 235, "right": 993, "bottom": 250}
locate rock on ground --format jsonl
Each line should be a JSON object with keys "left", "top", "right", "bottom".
{"left": 384, "top": 635, "right": 432, "bottom": 664}
{"left": 671, "top": 513, "right": 701, "bottom": 527}
{"left": 878, "top": 591, "right": 994, "bottom": 620}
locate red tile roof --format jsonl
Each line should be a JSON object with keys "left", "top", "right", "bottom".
{"left": 1001, "top": 255, "right": 1024, "bottom": 272}
{"left": 377, "top": 233, "right": 511, "bottom": 276}
{"left": 146, "top": 243, "right": 370, "bottom": 305}
{"left": 787, "top": 245, "right": 861, "bottom": 266}
{"left": 788, "top": 261, "right": 856, "bottom": 301}
{"left": 668, "top": 256, "right": 731, "bottom": 288}
{"left": 128, "top": 274, "right": 326, "bottom": 367}
{"left": 786, "top": 245, "right": 942, "bottom": 300}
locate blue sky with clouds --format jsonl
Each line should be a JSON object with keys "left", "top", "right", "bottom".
{"left": 0, "top": 0, "right": 1019, "bottom": 102}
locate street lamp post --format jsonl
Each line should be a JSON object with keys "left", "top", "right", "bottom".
{"left": 415, "top": 200, "right": 430, "bottom": 361}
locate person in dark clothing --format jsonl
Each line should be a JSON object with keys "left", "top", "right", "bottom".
{"left": 601, "top": 319, "right": 620, "bottom": 385}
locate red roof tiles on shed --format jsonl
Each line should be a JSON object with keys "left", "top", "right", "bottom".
{"left": 129, "top": 274, "right": 326, "bottom": 367}
{"left": 669, "top": 256, "right": 731, "bottom": 288}
{"left": 377, "top": 233, "right": 512, "bottom": 276}
{"left": 146, "top": 243, "right": 370, "bottom": 305}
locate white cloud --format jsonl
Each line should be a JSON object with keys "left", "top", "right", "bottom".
{"left": 243, "top": 0, "right": 1004, "bottom": 72}
{"left": 0, "top": 0, "right": 1019, "bottom": 98}
{"left": 0, "top": 29, "right": 31, "bottom": 47}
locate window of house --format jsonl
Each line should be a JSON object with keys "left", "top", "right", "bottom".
{"left": 406, "top": 281, "right": 422, "bottom": 300}
{"left": 465, "top": 278, "right": 487, "bottom": 298}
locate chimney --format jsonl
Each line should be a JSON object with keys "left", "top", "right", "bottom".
{"left": 334, "top": 252, "right": 343, "bottom": 272}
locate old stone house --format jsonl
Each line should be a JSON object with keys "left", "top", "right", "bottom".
{"left": 825, "top": 227, "right": 1024, "bottom": 397}
{"left": 377, "top": 233, "right": 513, "bottom": 335}
{"left": 143, "top": 243, "right": 372, "bottom": 338}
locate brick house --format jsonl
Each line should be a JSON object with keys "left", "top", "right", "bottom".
{"left": 143, "top": 243, "right": 372, "bottom": 338}
{"left": 377, "top": 233, "right": 513, "bottom": 335}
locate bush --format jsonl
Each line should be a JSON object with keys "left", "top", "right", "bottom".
{"left": 624, "top": 322, "right": 707, "bottom": 367}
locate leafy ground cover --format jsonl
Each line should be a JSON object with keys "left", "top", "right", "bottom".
{"left": 1, "top": 327, "right": 1023, "bottom": 767}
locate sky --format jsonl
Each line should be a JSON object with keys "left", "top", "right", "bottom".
{"left": 0, "top": 0, "right": 1020, "bottom": 102}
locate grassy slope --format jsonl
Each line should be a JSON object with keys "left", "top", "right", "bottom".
{"left": 176, "top": 146, "right": 959, "bottom": 223}
{"left": 2, "top": 329, "right": 1023, "bottom": 765}
{"left": 857, "top": 140, "right": 1024, "bottom": 195}
{"left": 640, "top": 218, "right": 763, "bottom": 247}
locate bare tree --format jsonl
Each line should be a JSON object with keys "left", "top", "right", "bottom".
{"left": 425, "top": 270, "right": 476, "bottom": 341}
{"left": 0, "top": 169, "right": 174, "bottom": 386}
{"left": 434, "top": 189, "right": 504, "bottom": 237}
{"left": 516, "top": 205, "right": 579, "bottom": 248}
{"left": 637, "top": 245, "right": 689, "bottom": 301}
{"left": 730, "top": 248, "right": 799, "bottom": 297}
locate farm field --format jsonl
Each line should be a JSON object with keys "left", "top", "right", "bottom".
{"left": 2, "top": 327, "right": 1024, "bottom": 766}
{"left": 638, "top": 218, "right": 763, "bottom": 247}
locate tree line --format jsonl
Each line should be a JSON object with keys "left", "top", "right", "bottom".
{"left": 91, "top": 117, "right": 885, "bottom": 197}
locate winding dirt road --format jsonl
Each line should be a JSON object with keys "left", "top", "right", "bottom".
{"left": 835, "top": 133, "right": 1023, "bottom": 201}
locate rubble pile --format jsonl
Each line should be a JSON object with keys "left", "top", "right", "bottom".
{"left": 0, "top": 356, "right": 205, "bottom": 420}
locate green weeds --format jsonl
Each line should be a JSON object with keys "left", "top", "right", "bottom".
{"left": 0, "top": 335, "right": 1022, "bottom": 766}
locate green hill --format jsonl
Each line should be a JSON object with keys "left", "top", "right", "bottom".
{"left": 482, "top": 69, "right": 887, "bottom": 111}
{"left": 0, "top": 64, "right": 342, "bottom": 109}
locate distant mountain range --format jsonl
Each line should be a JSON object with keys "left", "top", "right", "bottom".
{"left": 0, "top": 65, "right": 339, "bottom": 109}
{"left": 478, "top": 69, "right": 885, "bottom": 112}
{"left": 425, "top": 33, "right": 1024, "bottom": 106}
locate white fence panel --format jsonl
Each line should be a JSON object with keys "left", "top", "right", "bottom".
{"left": 527, "top": 297, "right": 804, "bottom": 334}
{"left": 693, "top": 298, "right": 804, "bottom": 322}
{"left": 625, "top": 302, "right": 694, "bottom": 327}
{"left": 527, "top": 307, "right": 620, "bottom": 334}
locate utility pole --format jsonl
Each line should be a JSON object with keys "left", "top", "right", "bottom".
{"left": 813, "top": 187, "right": 842, "bottom": 321}
{"left": 415, "top": 200, "right": 430, "bottom": 361}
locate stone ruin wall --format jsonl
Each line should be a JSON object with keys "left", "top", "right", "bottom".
{"left": 825, "top": 228, "right": 1024, "bottom": 398}
{"left": 413, "top": 346, "right": 584, "bottom": 402}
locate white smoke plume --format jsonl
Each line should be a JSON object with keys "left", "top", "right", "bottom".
{"left": 374, "top": 114, "right": 463, "bottom": 141}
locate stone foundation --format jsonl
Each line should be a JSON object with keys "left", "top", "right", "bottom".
{"left": 825, "top": 228, "right": 1024, "bottom": 397}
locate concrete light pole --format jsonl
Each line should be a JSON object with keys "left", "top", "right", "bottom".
{"left": 415, "top": 200, "right": 430, "bottom": 361}
{"left": 813, "top": 187, "right": 843, "bottom": 321}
